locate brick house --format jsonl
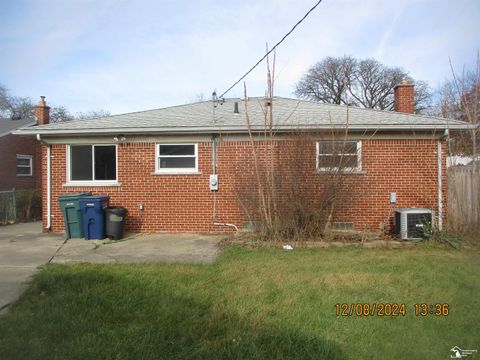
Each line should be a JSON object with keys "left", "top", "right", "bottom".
{"left": 14, "top": 83, "right": 474, "bottom": 234}
{"left": 0, "top": 115, "right": 40, "bottom": 191}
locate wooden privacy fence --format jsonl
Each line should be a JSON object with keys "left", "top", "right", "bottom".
{"left": 447, "top": 168, "right": 480, "bottom": 232}
{"left": 0, "top": 188, "right": 16, "bottom": 225}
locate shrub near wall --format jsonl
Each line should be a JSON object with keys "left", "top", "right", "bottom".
{"left": 15, "top": 189, "right": 41, "bottom": 222}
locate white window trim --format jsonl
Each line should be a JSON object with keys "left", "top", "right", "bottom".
{"left": 316, "top": 140, "right": 362, "bottom": 173}
{"left": 16, "top": 154, "right": 33, "bottom": 176}
{"left": 155, "top": 143, "right": 199, "bottom": 174}
{"left": 66, "top": 144, "right": 119, "bottom": 186}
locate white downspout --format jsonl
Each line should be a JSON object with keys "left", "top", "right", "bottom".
{"left": 437, "top": 140, "right": 443, "bottom": 231}
{"left": 46, "top": 144, "right": 51, "bottom": 230}
{"left": 37, "top": 134, "right": 52, "bottom": 230}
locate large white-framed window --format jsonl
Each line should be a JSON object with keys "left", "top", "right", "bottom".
{"left": 67, "top": 145, "right": 118, "bottom": 185}
{"left": 316, "top": 140, "right": 362, "bottom": 172}
{"left": 155, "top": 144, "right": 198, "bottom": 174}
{"left": 16, "top": 154, "right": 33, "bottom": 176}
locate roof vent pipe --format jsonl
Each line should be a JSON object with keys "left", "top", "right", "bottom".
{"left": 234, "top": 102, "right": 239, "bottom": 114}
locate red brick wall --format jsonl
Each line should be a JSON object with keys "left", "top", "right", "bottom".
{"left": 0, "top": 134, "right": 40, "bottom": 191}
{"left": 42, "top": 138, "right": 446, "bottom": 233}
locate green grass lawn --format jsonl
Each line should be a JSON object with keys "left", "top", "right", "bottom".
{"left": 0, "top": 245, "right": 479, "bottom": 360}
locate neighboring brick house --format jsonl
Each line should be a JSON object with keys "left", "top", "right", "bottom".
{"left": 0, "top": 116, "right": 39, "bottom": 191}
{"left": 14, "top": 83, "right": 474, "bottom": 234}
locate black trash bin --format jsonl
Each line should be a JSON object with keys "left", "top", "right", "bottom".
{"left": 105, "top": 207, "right": 127, "bottom": 240}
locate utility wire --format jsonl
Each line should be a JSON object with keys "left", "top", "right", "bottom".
{"left": 219, "top": 0, "right": 323, "bottom": 99}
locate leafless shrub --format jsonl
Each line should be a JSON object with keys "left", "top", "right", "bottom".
{"left": 236, "top": 53, "right": 360, "bottom": 241}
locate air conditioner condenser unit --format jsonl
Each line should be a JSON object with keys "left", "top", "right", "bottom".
{"left": 394, "top": 208, "right": 433, "bottom": 240}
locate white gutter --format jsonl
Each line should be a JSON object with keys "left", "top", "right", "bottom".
{"left": 437, "top": 140, "right": 443, "bottom": 230}
{"left": 12, "top": 123, "right": 477, "bottom": 136}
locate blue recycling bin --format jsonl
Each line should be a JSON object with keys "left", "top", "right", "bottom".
{"left": 79, "top": 196, "right": 110, "bottom": 240}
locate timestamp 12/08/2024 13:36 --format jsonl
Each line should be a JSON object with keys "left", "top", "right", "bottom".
{"left": 335, "top": 303, "right": 450, "bottom": 317}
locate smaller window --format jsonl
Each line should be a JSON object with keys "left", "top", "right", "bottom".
{"left": 16, "top": 155, "right": 33, "bottom": 176}
{"left": 156, "top": 144, "right": 198, "bottom": 173}
{"left": 316, "top": 140, "right": 361, "bottom": 172}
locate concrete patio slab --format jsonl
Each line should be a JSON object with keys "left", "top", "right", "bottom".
{"left": 0, "top": 222, "right": 65, "bottom": 315}
{"left": 52, "top": 233, "right": 222, "bottom": 264}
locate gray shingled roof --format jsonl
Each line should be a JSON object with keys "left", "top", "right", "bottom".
{"left": 13, "top": 97, "right": 475, "bottom": 136}
{"left": 0, "top": 117, "right": 36, "bottom": 137}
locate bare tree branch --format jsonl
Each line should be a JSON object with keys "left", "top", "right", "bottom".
{"left": 434, "top": 54, "right": 479, "bottom": 156}
{"left": 295, "top": 56, "right": 432, "bottom": 113}
{"left": 295, "top": 56, "right": 356, "bottom": 105}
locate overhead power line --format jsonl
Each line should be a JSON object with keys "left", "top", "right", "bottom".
{"left": 219, "top": 0, "right": 323, "bottom": 99}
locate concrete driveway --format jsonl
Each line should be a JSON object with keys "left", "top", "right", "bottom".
{"left": 0, "top": 222, "right": 222, "bottom": 315}
{"left": 0, "top": 222, "right": 64, "bottom": 314}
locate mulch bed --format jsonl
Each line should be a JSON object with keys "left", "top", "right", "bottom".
{"left": 219, "top": 231, "right": 417, "bottom": 249}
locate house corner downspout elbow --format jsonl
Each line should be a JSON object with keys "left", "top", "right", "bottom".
{"left": 213, "top": 222, "right": 239, "bottom": 231}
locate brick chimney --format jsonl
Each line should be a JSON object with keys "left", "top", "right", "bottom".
{"left": 34, "top": 96, "right": 50, "bottom": 125}
{"left": 394, "top": 80, "right": 415, "bottom": 114}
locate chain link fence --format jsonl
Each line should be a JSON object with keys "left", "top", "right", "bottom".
{"left": 0, "top": 189, "right": 16, "bottom": 225}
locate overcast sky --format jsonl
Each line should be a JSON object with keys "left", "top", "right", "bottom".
{"left": 0, "top": 0, "right": 478, "bottom": 114}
